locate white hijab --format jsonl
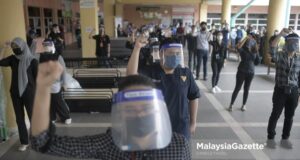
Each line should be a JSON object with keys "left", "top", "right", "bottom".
{"left": 11, "top": 37, "right": 35, "bottom": 96}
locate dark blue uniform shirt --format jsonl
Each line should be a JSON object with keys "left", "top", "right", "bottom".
{"left": 139, "top": 63, "right": 201, "bottom": 139}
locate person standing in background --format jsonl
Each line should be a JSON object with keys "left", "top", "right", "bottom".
{"left": 0, "top": 38, "right": 38, "bottom": 151}
{"left": 47, "top": 24, "right": 64, "bottom": 55}
{"left": 195, "top": 21, "right": 212, "bottom": 81}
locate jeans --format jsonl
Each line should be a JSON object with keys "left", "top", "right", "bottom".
{"left": 230, "top": 71, "right": 254, "bottom": 105}
{"left": 211, "top": 60, "right": 224, "bottom": 87}
{"left": 267, "top": 86, "right": 298, "bottom": 139}
{"left": 188, "top": 49, "right": 197, "bottom": 72}
{"left": 196, "top": 49, "right": 208, "bottom": 79}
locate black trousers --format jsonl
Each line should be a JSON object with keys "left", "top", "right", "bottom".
{"left": 211, "top": 60, "right": 224, "bottom": 87}
{"left": 97, "top": 56, "right": 112, "bottom": 68}
{"left": 11, "top": 89, "right": 35, "bottom": 145}
{"left": 50, "top": 90, "right": 71, "bottom": 122}
{"left": 188, "top": 49, "right": 197, "bottom": 72}
{"left": 196, "top": 49, "right": 208, "bottom": 79}
{"left": 230, "top": 71, "right": 254, "bottom": 105}
{"left": 267, "top": 86, "right": 298, "bottom": 139}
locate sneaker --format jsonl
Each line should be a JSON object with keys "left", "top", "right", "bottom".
{"left": 215, "top": 86, "right": 222, "bottom": 92}
{"left": 266, "top": 139, "right": 276, "bottom": 149}
{"left": 211, "top": 87, "right": 216, "bottom": 94}
{"left": 227, "top": 105, "right": 233, "bottom": 112}
{"left": 65, "top": 118, "right": 72, "bottom": 125}
{"left": 241, "top": 105, "right": 247, "bottom": 112}
{"left": 18, "top": 144, "right": 28, "bottom": 151}
{"left": 280, "top": 139, "right": 293, "bottom": 149}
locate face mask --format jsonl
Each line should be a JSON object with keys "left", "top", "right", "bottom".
{"left": 164, "top": 55, "right": 181, "bottom": 69}
{"left": 126, "top": 114, "right": 155, "bottom": 137}
{"left": 12, "top": 48, "right": 23, "bottom": 56}
{"left": 201, "top": 27, "right": 206, "bottom": 31}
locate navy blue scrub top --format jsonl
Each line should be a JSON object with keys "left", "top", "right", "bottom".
{"left": 139, "top": 63, "right": 201, "bottom": 139}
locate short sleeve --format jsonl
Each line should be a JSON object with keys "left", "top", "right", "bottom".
{"left": 92, "top": 35, "right": 98, "bottom": 40}
{"left": 187, "top": 69, "right": 201, "bottom": 100}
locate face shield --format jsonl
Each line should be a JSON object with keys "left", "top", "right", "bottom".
{"left": 160, "top": 43, "right": 184, "bottom": 69}
{"left": 42, "top": 41, "right": 56, "bottom": 54}
{"left": 285, "top": 37, "right": 300, "bottom": 54}
{"left": 111, "top": 89, "right": 172, "bottom": 151}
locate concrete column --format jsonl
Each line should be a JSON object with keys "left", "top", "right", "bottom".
{"left": 0, "top": 0, "right": 27, "bottom": 134}
{"left": 198, "top": 0, "right": 208, "bottom": 22}
{"left": 103, "top": 0, "right": 115, "bottom": 38}
{"left": 80, "top": 0, "right": 99, "bottom": 57}
{"left": 221, "top": 0, "right": 232, "bottom": 24}
{"left": 264, "top": 0, "right": 290, "bottom": 64}
{"left": 115, "top": 3, "right": 123, "bottom": 18}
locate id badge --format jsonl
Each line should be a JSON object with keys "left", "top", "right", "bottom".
{"left": 215, "top": 54, "right": 220, "bottom": 60}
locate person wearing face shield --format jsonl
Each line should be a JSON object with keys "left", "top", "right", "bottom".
{"left": 30, "top": 72, "right": 191, "bottom": 159}
{"left": 195, "top": 21, "right": 212, "bottom": 80}
{"left": 228, "top": 33, "right": 260, "bottom": 112}
{"left": 127, "top": 36, "right": 201, "bottom": 139}
{"left": 40, "top": 39, "right": 72, "bottom": 125}
{"left": 266, "top": 29, "right": 300, "bottom": 149}
{"left": 209, "top": 31, "right": 226, "bottom": 94}
{"left": 0, "top": 37, "right": 38, "bottom": 151}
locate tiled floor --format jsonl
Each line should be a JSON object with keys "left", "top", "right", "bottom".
{"left": 1, "top": 52, "right": 300, "bottom": 160}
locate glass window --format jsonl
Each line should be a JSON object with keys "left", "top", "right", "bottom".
{"left": 297, "top": 26, "right": 300, "bottom": 30}
{"left": 44, "top": 8, "right": 52, "bottom": 17}
{"left": 247, "top": 20, "right": 257, "bottom": 25}
{"left": 212, "top": 19, "right": 221, "bottom": 24}
{"left": 290, "top": 14, "right": 296, "bottom": 19}
{"left": 235, "top": 20, "right": 245, "bottom": 24}
{"left": 28, "top": 7, "right": 40, "bottom": 17}
{"left": 289, "top": 20, "right": 295, "bottom": 25}
{"left": 231, "top": 13, "right": 245, "bottom": 18}
{"left": 258, "top": 20, "right": 267, "bottom": 24}
{"left": 207, "top": 13, "right": 221, "bottom": 18}
{"left": 248, "top": 14, "right": 267, "bottom": 19}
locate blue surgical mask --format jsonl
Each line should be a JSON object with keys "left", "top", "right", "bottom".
{"left": 164, "top": 55, "right": 181, "bottom": 69}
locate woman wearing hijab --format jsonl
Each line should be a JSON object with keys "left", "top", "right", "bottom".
{"left": 0, "top": 37, "right": 38, "bottom": 151}
{"left": 228, "top": 33, "right": 260, "bottom": 112}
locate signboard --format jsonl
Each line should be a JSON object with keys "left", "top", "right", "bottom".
{"left": 80, "top": 0, "right": 96, "bottom": 9}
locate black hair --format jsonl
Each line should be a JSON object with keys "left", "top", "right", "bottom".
{"left": 118, "top": 75, "right": 155, "bottom": 91}
{"left": 52, "top": 24, "right": 58, "bottom": 28}
{"left": 159, "top": 37, "right": 180, "bottom": 49}
{"left": 200, "top": 21, "right": 207, "bottom": 26}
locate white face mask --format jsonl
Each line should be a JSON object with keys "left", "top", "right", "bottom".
{"left": 217, "top": 36, "right": 223, "bottom": 41}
